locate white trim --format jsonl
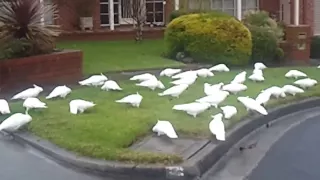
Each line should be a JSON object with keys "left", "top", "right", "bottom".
{"left": 109, "top": 0, "right": 114, "bottom": 30}
{"left": 294, "top": 0, "right": 299, "bottom": 25}
{"left": 40, "top": 0, "right": 44, "bottom": 25}
{"left": 175, "top": 0, "right": 179, "bottom": 10}
{"left": 236, "top": 0, "right": 242, "bottom": 20}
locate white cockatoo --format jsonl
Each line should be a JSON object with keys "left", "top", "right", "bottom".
{"left": 11, "top": 84, "right": 43, "bottom": 100}
{"left": 152, "top": 120, "right": 178, "bottom": 139}
{"left": 209, "top": 64, "right": 230, "bottom": 72}
{"left": 115, "top": 92, "right": 143, "bottom": 108}
{"left": 46, "top": 85, "right": 72, "bottom": 99}
{"left": 237, "top": 96, "right": 268, "bottom": 115}
{"left": 101, "top": 80, "right": 122, "bottom": 91}
{"left": 158, "top": 84, "right": 189, "bottom": 98}
{"left": 79, "top": 73, "right": 108, "bottom": 87}
{"left": 69, "top": 99, "right": 96, "bottom": 114}
{"left": 209, "top": 113, "right": 225, "bottom": 141}
{"left": 0, "top": 99, "right": 10, "bottom": 114}
{"left": 173, "top": 102, "right": 211, "bottom": 118}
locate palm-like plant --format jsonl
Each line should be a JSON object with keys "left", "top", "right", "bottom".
{"left": 0, "top": 0, "right": 61, "bottom": 56}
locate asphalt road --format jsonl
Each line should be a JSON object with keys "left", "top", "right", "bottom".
{"left": 248, "top": 113, "right": 320, "bottom": 180}
{"left": 0, "top": 136, "right": 108, "bottom": 180}
{"left": 200, "top": 107, "right": 320, "bottom": 180}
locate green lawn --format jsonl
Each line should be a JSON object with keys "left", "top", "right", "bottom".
{"left": 4, "top": 66, "right": 320, "bottom": 164}
{"left": 57, "top": 40, "right": 183, "bottom": 75}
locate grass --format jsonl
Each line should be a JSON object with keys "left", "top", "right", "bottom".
{"left": 3, "top": 66, "right": 320, "bottom": 164}
{"left": 57, "top": 39, "right": 184, "bottom": 75}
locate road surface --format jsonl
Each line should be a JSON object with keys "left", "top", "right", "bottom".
{"left": 200, "top": 107, "right": 320, "bottom": 180}
{"left": 248, "top": 112, "right": 320, "bottom": 180}
{"left": 0, "top": 136, "right": 107, "bottom": 180}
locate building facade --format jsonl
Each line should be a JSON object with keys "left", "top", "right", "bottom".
{"left": 48, "top": 0, "right": 319, "bottom": 35}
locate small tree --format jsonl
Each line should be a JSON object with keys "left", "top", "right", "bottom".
{"left": 128, "top": 0, "right": 146, "bottom": 42}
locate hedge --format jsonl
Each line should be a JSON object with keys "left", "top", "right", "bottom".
{"left": 165, "top": 12, "right": 252, "bottom": 66}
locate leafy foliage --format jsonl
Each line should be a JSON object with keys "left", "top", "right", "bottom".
{"left": 165, "top": 12, "right": 252, "bottom": 66}
{"left": 310, "top": 36, "right": 320, "bottom": 59}
{"left": 242, "top": 10, "right": 284, "bottom": 42}
{"left": 242, "top": 10, "right": 284, "bottom": 63}
{"left": 0, "top": 0, "right": 61, "bottom": 59}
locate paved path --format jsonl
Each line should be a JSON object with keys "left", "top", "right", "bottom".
{"left": 200, "top": 107, "right": 320, "bottom": 180}
{"left": 0, "top": 136, "right": 109, "bottom": 180}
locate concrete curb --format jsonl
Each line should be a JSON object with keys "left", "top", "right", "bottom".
{"left": 10, "top": 97, "right": 320, "bottom": 180}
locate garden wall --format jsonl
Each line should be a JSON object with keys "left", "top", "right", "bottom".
{"left": 0, "top": 50, "right": 83, "bottom": 91}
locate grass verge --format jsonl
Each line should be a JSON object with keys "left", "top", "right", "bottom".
{"left": 2, "top": 66, "right": 320, "bottom": 164}
{"left": 57, "top": 39, "right": 184, "bottom": 75}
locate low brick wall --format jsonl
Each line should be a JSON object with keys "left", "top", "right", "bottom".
{"left": 0, "top": 50, "right": 83, "bottom": 91}
{"left": 58, "top": 28, "right": 165, "bottom": 41}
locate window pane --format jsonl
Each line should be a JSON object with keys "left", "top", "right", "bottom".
{"left": 155, "top": 13, "right": 163, "bottom": 22}
{"left": 246, "top": 0, "right": 257, "bottom": 9}
{"left": 211, "top": 0, "right": 222, "bottom": 9}
{"left": 100, "top": 15, "right": 109, "bottom": 24}
{"left": 223, "top": 0, "right": 234, "bottom": 9}
{"left": 114, "top": 4, "right": 119, "bottom": 14}
{"left": 155, "top": 2, "right": 163, "bottom": 11}
{"left": 146, "top": 13, "right": 154, "bottom": 22}
{"left": 100, "top": 4, "right": 109, "bottom": 13}
{"left": 114, "top": 14, "right": 119, "bottom": 24}
{"left": 146, "top": 3, "right": 154, "bottom": 12}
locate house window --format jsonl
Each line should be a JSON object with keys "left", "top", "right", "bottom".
{"left": 43, "top": 0, "right": 54, "bottom": 25}
{"left": 100, "top": 0, "right": 120, "bottom": 26}
{"left": 145, "top": 0, "right": 165, "bottom": 25}
{"left": 189, "top": 0, "right": 258, "bottom": 17}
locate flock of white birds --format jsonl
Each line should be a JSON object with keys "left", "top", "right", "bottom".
{"left": 0, "top": 63, "right": 318, "bottom": 142}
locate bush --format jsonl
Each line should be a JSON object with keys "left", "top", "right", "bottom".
{"left": 0, "top": 38, "right": 33, "bottom": 60}
{"left": 249, "top": 26, "right": 283, "bottom": 63}
{"left": 242, "top": 10, "right": 284, "bottom": 42}
{"left": 242, "top": 10, "right": 285, "bottom": 63}
{"left": 0, "top": 0, "right": 61, "bottom": 59}
{"left": 310, "top": 36, "right": 320, "bottom": 59}
{"left": 165, "top": 13, "right": 252, "bottom": 66}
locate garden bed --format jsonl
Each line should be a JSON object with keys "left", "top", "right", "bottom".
{"left": 3, "top": 66, "right": 320, "bottom": 164}
{"left": 0, "top": 50, "right": 83, "bottom": 91}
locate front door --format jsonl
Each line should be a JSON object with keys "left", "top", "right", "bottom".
{"left": 280, "top": 0, "right": 291, "bottom": 25}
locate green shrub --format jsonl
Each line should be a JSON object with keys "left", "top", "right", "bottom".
{"left": 242, "top": 10, "right": 284, "bottom": 42}
{"left": 0, "top": 38, "right": 33, "bottom": 60}
{"left": 249, "top": 26, "right": 283, "bottom": 63}
{"left": 310, "top": 36, "right": 320, "bottom": 59}
{"left": 165, "top": 13, "right": 252, "bottom": 66}
{"left": 0, "top": 0, "right": 60, "bottom": 59}
{"left": 242, "top": 10, "right": 284, "bottom": 63}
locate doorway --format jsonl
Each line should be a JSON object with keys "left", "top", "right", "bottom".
{"left": 280, "top": 0, "right": 291, "bottom": 25}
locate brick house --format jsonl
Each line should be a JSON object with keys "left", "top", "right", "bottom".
{"left": 43, "top": 0, "right": 319, "bottom": 36}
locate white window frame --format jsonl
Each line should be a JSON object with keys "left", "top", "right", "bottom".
{"left": 209, "top": 0, "right": 259, "bottom": 17}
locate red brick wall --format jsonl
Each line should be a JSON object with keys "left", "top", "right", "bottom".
{"left": 303, "top": 0, "right": 314, "bottom": 35}
{"left": 0, "top": 51, "right": 83, "bottom": 91}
